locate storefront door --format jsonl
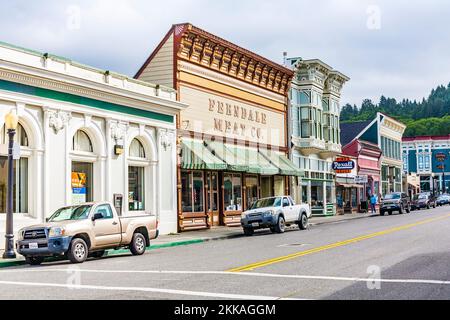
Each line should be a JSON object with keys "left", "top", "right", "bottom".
{"left": 206, "top": 172, "right": 220, "bottom": 227}
{"left": 245, "top": 175, "right": 259, "bottom": 210}
{"left": 72, "top": 162, "right": 93, "bottom": 205}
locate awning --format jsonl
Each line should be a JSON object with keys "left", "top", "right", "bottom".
{"left": 337, "top": 183, "right": 364, "bottom": 189}
{"left": 206, "top": 141, "right": 279, "bottom": 175}
{"left": 259, "top": 149, "right": 304, "bottom": 177}
{"left": 181, "top": 138, "right": 228, "bottom": 170}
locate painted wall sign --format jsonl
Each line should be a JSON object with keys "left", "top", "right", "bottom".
{"left": 179, "top": 86, "right": 286, "bottom": 147}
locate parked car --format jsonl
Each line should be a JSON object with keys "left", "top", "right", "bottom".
{"left": 16, "top": 202, "right": 158, "bottom": 265}
{"left": 436, "top": 194, "right": 450, "bottom": 206}
{"left": 411, "top": 193, "right": 437, "bottom": 210}
{"left": 240, "top": 196, "right": 311, "bottom": 236}
{"left": 380, "top": 192, "right": 411, "bottom": 216}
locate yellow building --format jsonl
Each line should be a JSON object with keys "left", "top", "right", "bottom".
{"left": 135, "top": 23, "right": 302, "bottom": 231}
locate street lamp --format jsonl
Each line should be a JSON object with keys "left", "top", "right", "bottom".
{"left": 2, "top": 110, "right": 18, "bottom": 259}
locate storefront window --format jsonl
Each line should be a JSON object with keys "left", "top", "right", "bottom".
{"left": 128, "top": 166, "right": 145, "bottom": 211}
{"left": 311, "top": 181, "right": 324, "bottom": 209}
{"left": 351, "top": 188, "right": 357, "bottom": 207}
{"left": 245, "top": 175, "right": 259, "bottom": 209}
{"left": 326, "top": 181, "right": 333, "bottom": 203}
{"left": 336, "top": 187, "right": 343, "bottom": 209}
{"left": 0, "top": 157, "right": 28, "bottom": 213}
{"left": 301, "top": 181, "right": 308, "bottom": 203}
{"left": 224, "top": 173, "right": 242, "bottom": 211}
{"left": 181, "top": 171, "right": 204, "bottom": 213}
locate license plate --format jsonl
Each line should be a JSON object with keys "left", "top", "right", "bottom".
{"left": 28, "top": 243, "right": 38, "bottom": 249}
{"left": 251, "top": 222, "right": 259, "bottom": 227}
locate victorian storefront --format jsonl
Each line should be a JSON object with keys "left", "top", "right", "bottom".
{"left": 0, "top": 41, "right": 186, "bottom": 244}
{"left": 285, "top": 58, "right": 349, "bottom": 216}
{"left": 135, "top": 23, "right": 302, "bottom": 231}
{"left": 334, "top": 155, "right": 361, "bottom": 214}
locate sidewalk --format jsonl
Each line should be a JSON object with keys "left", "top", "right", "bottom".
{"left": 0, "top": 212, "right": 377, "bottom": 268}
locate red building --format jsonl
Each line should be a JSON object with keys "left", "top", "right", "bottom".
{"left": 341, "top": 139, "right": 382, "bottom": 211}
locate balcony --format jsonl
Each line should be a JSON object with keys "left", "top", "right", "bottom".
{"left": 291, "top": 135, "right": 326, "bottom": 156}
{"left": 320, "top": 142, "right": 342, "bottom": 158}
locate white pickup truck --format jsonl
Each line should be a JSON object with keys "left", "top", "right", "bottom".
{"left": 240, "top": 196, "right": 311, "bottom": 236}
{"left": 16, "top": 201, "right": 158, "bottom": 265}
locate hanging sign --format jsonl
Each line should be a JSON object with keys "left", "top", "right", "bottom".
{"left": 355, "top": 175, "right": 368, "bottom": 184}
{"left": 332, "top": 157, "right": 355, "bottom": 174}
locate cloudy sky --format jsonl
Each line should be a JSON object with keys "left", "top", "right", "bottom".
{"left": 1, "top": 0, "right": 449, "bottom": 106}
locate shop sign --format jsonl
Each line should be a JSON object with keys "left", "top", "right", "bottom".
{"left": 355, "top": 175, "right": 368, "bottom": 184}
{"left": 332, "top": 157, "right": 355, "bottom": 174}
{"left": 436, "top": 152, "right": 447, "bottom": 162}
{"left": 12, "top": 142, "right": 20, "bottom": 160}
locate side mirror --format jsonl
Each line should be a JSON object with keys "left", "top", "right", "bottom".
{"left": 92, "top": 213, "right": 103, "bottom": 221}
{"left": 45, "top": 218, "right": 49, "bottom": 222}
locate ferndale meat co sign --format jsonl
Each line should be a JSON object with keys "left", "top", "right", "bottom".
{"left": 332, "top": 157, "right": 356, "bottom": 174}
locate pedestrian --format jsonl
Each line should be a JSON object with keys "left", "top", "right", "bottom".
{"left": 370, "top": 194, "right": 378, "bottom": 213}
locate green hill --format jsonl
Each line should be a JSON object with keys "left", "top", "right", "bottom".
{"left": 340, "top": 83, "right": 450, "bottom": 137}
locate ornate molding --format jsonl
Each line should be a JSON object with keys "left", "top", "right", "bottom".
{"left": 110, "top": 121, "right": 129, "bottom": 143}
{"left": 47, "top": 110, "right": 71, "bottom": 134}
{"left": 159, "top": 129, "right": 175, "bottom": 151}
{"left": 176, "top": 25, "right": 293, "bottom": 96}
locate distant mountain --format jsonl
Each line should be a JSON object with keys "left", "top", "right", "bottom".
{"left": 340, "top": 83, "right": 450, "bottom": 137}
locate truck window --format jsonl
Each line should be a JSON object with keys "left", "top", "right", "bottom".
{"left": 94, "top": 204, "right": 114, "bottom": 219}
{"left": 282, "top": 198, "right": 290, "bottom": 207}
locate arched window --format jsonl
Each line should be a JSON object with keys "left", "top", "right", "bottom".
{"left": 72, "top": 130, "right": 93, "bottom": 152}
{"left": 129, "top": 138, "right": 146, "bottom": 158}
{"left": 1, "top": 123, "right": 29, "bottom": 147}
{"left": 1, "top": 123, "right": 29, "bottom": 214}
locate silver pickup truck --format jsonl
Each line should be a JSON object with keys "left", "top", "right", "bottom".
{"left": 241, "top": 196, "right": 311, "bottom": 236}
{"left": 16, "top": 201, "right": 158, "bottom": 265}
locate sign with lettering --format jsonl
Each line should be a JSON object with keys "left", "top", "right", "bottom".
{"left": 436, "top": 152, "right": 447, "bottom": 162}
{"left": 332, "top": 157, "right": 356, "bottom": 174}
{"left": 179, "top": 86, "right": 286, "bottom": 147}
{"left": 355, "top": 175, "right": 369, "bottom": 184}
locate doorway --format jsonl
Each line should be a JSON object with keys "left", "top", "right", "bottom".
{"left": 206, "top": 172, "right": 220, "bottom": 226}
{"left": 72, "top": 161, "right": 93, "bottom": 205}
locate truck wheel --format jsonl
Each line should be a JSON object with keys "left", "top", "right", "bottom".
{"left": 68, "top": 238, "right": 89, "bottom": 264}
{"left": 130, "top": 233, "right": 147, "bottom": 256}
{"left": 243, "top": 227, "right": 254, "bottom": 236}
{"left": 274, "top": 216, "right": 286, "bottom": 233}
{"left": 25, "top": 257, "right": 44, "bottom": 266}
{"left": 298, "top": 213, "right": 308, "bottom": 230}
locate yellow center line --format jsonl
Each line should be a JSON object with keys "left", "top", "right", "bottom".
{"left": 227, "top": 213, "right": 450, "bottom": 272}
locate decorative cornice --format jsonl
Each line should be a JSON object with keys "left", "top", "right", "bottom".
{"left": 176, "top": 23, "right": 293, "bottom": 96}
{"left": 178, "top": 61, "right": 285, "bottom": 104}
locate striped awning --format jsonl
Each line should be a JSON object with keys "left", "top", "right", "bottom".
{"left": 259, "top": 149, "right": 304, "bottom": 177}
{"left": 206, "top": 141, "right": 279, "bottom": 175}
{"left": 181, "top": 138, "right": 227, "bottom": 170}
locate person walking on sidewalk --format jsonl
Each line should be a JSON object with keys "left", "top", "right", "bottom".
{"left": 370, "top": 194, "right": 378, "bottom": 213}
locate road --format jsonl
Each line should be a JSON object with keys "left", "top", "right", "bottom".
{"left": 1, "top": 205, "right": 450, "bottom": 300}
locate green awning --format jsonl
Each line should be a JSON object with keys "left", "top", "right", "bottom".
{"left": 259, "top": 149, "right": 304, "bottom": 177}
{"left": 181, "top": 138, "right": 228, "bottom": 170}
{"left": 206, "top": 141, "right": 279, "bottom": 175}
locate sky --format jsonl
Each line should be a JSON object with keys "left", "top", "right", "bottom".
{"left": 1, "top": 0, "right": 449, "bottom": 106}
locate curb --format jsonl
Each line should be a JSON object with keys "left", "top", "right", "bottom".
{"left": 0, "top": 213, "right": 377, "bottom": 268}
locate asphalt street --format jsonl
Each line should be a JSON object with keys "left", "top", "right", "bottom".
{"left": 1, "top": 205, "right": 450, "bottom": 300}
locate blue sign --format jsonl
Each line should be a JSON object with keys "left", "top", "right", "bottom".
{"left": 332, "top": 160, "right": 355, "bottom": 171}
{"left": 72, "top": 187, "right": 86, "bottom": 195}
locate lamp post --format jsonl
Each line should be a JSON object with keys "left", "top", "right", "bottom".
{"left": 2, "top": 111, "right": 18, "bottom": 259}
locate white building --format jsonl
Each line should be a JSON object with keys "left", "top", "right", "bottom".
{"left": 0, "top": 42, "right": 187, "bottom": 248}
